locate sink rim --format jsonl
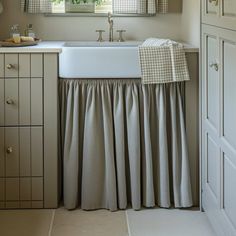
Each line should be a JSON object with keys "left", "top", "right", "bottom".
{"left": 63, "top": 41, "right": 143, "bottom": 48}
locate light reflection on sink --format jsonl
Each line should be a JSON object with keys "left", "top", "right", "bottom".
{"left": 59, "top": 41, "right": 142, "bottom": 79}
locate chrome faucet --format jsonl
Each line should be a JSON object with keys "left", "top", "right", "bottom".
{"left": 108, "top": 12, "right": 114, "bottom": 42}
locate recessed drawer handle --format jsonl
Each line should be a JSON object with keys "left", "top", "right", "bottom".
{"left": 210, "top": 63, "right": 219, "bottom": 72}
{"left": 6, "top": 147, "right": 13, "bottom": 154}
{"left": 6, "top": 98, "right": 14, "bottom": 105}
{"left": 6, "top": 64, "right": 14, "bottom": 70}
{"left": 209, "top": 0, "right": 218, "bottom": 6}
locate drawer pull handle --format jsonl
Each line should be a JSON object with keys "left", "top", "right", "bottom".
{"left": 6, "top": 99, "right": 14, "bottom": 105}
{"left": 210, "top": 63, "right": 219, "bottom": 72}
{"left": 209, "top": 0, "right": 218, "bottom": 6}
{"left": 6, "top": 147, "right": 13, "bottom": 154}
{"left": 6, "top": 64, "right": 14, "bottom": 70}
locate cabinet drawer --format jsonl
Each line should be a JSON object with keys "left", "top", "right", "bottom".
{"left": 0, "top": 78, "right": 43, "bottom": 126}
{"left": 0, "top": 127, "right": 44, "bottom": 177}
{"left": 4, "top": 54, "right": 43, "bottom": 78}
{"left": 0, "top": 54, "right": 4, "bottom": 78}
{"left": 5, "top": 54, "right": 18, "bottom": 78}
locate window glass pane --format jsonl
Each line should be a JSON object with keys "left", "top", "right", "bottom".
{"left": 52, "top": 0, "right": 112, "bottom": 14}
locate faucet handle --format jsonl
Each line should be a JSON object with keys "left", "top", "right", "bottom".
{"left": 117, "top": 30, "right": 126, "bottom": 42}
{"left": 96, "top": 30, "right": 105, "bottom": 42}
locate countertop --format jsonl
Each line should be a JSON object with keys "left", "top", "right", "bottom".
{"left": 0, "top": 41, "right": 199, "bottom": 53}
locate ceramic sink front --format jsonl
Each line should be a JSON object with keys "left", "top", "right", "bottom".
{"left": 59, "top": 41, "right": 142, "bottom": 78}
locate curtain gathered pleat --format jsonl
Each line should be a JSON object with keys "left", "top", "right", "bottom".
{"left": 113, "top": 0, "right": 168, "bottom": 14}
{"left": 59, "top": 79, "right": 192, "bottom": 211}
{"left": 21, "top": 0, "right": 52, "bottom": 13}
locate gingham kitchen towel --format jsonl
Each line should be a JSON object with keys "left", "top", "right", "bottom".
{"left": 139, "top": 38, "right": 190, "bottom": 84}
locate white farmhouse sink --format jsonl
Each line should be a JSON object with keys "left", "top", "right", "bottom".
{"left": 59, "top": 41, "right": 142, "bottom": 79}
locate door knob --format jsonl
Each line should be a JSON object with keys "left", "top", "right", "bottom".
{"left": 6, "top": 147, "right": 13, "bottom": 154}
{"left": 209, "top": 0, "right": 218, "bottom": 6}
{"left": 6, "top": 64, "right": 14, "bottom": 70}
{"left": 210, "top": 63, "right": 219, "bottom": 72}
{"left": 6, "top": 98, "right": 14, "bottom": 105}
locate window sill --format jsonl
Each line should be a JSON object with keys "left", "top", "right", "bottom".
{"left": 44, "top": 13, "right": 156, "bottom": 17}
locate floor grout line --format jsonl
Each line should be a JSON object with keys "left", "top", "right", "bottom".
{"left": 48, "top": 209, "right": 56, "bottom": 236}
{"left": 125, "top": 210, "right": 132, "bottom": 236}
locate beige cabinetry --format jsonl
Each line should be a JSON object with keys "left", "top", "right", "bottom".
{"left": 202, "top": 0, "right": 236, "bottom": 31}
{"left": 201, "top": 5, "right": 236, "bottom": 235}
{"left": 0, "top": 53, "right": 58, "bottom": 209}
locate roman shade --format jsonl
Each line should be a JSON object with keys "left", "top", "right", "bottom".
{"left": 113, "top": 0, "right": 168, "bottom": 14}
{"left": 21, "top": 0, "right": 168, "bottom": 14}
{"left": 21, "top": 0, "right": 52, "bottom": 13}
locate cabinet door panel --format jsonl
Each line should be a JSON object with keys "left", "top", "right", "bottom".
{"left": 6, "top": 178, "right": 19, "bottom": 201}
{"left": 5, "top": 128, "right": 19, "bottom": 177}
{"left": 206, "top": 0, "right": 218, "bottom": 15}
{"left": 5, "top": 79, "right": 18, "bottom": 126}
{"left": 206, "top": 35, "right": 219, "bottom": 130}
{"left": 0, "top": 128, "right": 4, "bottom": 177}
{"left": 206, "top": 134, "right": 220, "bottom": 199}
{"left": 223, "top": 154, "right": 236, "bottom": 230}
{"left": 31, "top": 79, "right": 43, "bottom": 125}
{"left": 19, "top": 128, "right": 31, "bottom": 177}
{"left": 222, "top": 40, "right": 236, "bottom": 149}
{"left": 31, "top": 127, "right": 43, "bottom": 176}
{"left": 5, "top": 54, "right": 18, "bottom": 78}
{"left": 202, "top": 25, "right": 236, "bottom": 236}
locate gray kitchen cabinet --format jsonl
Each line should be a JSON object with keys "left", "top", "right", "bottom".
{"left": 201, "top": 24, "right": 236, "bottom": 236}
{"left": 0, "top": 53, "right": 58, "bottom": 209}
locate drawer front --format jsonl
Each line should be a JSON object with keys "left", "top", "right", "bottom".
{"left": 0, "top": 78, "right": 43, "bottom": 126}
{"left": 4, "top": 53, "right": 43, "bottom": 78}
{"left": 0, "top": 127, "right": 43, "bottom": 178}
{"left": 5, "top": 79, "right": 19, "bottom": 126}
{"left": 5, "top": 127, "right": 19, "bottom": 177}
{"left": 5, "top": 54, "right": 18, "bottom": 78}
{"left": 0, "top": 54, "right": 4, "bottom": 78}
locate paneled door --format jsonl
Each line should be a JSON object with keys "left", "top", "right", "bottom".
{"left": 202, "top": 0, "right": 236, "bottom": 31}
{"left": 202, "top": 24, "right": 236, "bottom": 236}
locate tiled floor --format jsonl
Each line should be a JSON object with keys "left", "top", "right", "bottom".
{"left": 127, "top": 208, "right": 216, "bottom": 236}
{"left": 0, "top": 208, "right": 215, "bottom": 236}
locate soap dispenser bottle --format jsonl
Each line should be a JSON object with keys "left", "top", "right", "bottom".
{"left": 10, "top": 24, "right": 20, "bottom": 38}
{"left": 25, "top": 24, "right": 36, "bottom": 38}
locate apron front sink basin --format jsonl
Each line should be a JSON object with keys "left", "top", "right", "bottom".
{"left": 59, "top": 41, "right": 142, "bottom": 79}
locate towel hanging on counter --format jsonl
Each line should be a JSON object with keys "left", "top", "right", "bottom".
{"left": 139, "top": 38, "right": 190, "bottom": 84}
{"left": 21, "top": 0, "right": 52, "bottom": 13}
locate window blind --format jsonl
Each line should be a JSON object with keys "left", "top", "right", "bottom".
{"left": 113, "top": 0, "right": 168, "bottom": 14}
{"left": 21, "top": 0, "right": 52, "bottom": 13}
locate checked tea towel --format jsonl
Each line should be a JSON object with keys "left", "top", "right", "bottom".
{"left": 139, "top": 38, "right": 190, "bottom": 84}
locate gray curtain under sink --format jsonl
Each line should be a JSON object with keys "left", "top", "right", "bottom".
{"left": 59, "top": 79, "right": 193, "bottom": 211}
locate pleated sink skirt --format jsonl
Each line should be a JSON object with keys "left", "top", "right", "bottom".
{"left": 59, "top": 79, "right": 193, "bottom": 211}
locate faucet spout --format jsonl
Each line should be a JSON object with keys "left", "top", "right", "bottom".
{"left": 108, "top": 12, "right": 114, "bottom": 42}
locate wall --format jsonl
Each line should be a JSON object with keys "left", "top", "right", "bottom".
{"left": 181, "top": 0, "right": 201, "bottom": 47}
{"left": 0, "top": 0, "right": 183, "bottom": 41}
